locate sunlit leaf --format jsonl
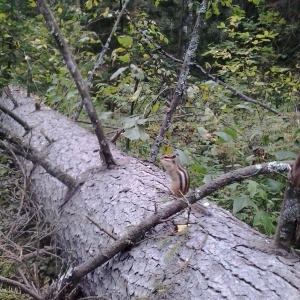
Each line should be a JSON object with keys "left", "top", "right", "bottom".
{"left": 151, "top": 102, "right": 159, "bottom": 113}
{"left": 118, "top": 53, "right": 130, "bottom": 63}
{"left": 117, "top": 36, "right": 133, "bottom": 48}
{"left": 130, "top": 86, "right": 142, "bottom": 102}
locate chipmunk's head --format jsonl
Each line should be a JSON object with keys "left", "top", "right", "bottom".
{"left": 160, "top": 153, "right": 179, "bottom": 172}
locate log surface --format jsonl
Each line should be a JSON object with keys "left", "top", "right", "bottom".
{"left": 1, "top": 86, "right": 300, "bottom": 300}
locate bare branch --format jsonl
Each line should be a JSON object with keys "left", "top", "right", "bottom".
{"left": 148, "top": 0, "right": 209, "bottom": 162}
{"left": 0, "top": 275, "right": 43, "bottom": 300}
{"left": 3, "top": 86, "right": 18, "bottom": 108}
{"left": 0, "top": 103, "right": 31, "bottom": 132}
{"left": 36, "top": 0, "right": 115, "bottom": 166}
{"left": 73, "top": 0, "right": 130, "bottom": 120}
{"left": 0, "top": 125, "right": 77, "bottom": 189}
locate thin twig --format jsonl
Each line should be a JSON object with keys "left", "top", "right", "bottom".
{"left": 73, "top": 0, "right": 130, "bottom": 120}
{"left": 86, "top": 215, "right": 118, "bottom": 240}
{"left": 3, "top": 86, "right": 18, "bottom": 108}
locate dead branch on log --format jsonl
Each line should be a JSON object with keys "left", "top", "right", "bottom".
{"left": 148, "top": 1, "right": 209, "bottom": 163}
{"left": 3, "top": 86, "right": 18, "bottom": 108}
{"left": 86, "top": 215, "right": 118, "bottom": 240}
{"left": 54, "top": 160, "right": 291, "bottom": 293}
{"left": 36, "top": 0, "right": 115, "bottom": 166}
{"left": 0, "top": 103, "right": 31, "bottom": 132}
{"left": 159, "top": 49, "right": 288, "bottom": 120}
{"left": 0, "top": 125, "right": 77, "bottom": 189}
{"left": 73, "top": 0, "right": 130, "bottom": 120}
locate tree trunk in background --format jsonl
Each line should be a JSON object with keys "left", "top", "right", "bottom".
{"left": 1, "top": 86, "right": 300, "bottom": 299}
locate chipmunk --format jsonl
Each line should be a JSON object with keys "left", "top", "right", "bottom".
{"left": 160, "top": 153, "right": 190, "bottom": 197}
{"left": 160, "top": 153, "right": 210, "bottom": 216}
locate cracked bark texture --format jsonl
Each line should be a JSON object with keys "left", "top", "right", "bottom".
{"left": 1, "top": 86, "right": 300, "bottom": 300}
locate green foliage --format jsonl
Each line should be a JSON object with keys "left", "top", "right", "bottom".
{"left": 203, "top": 7, "right": 299, "bottom": 109}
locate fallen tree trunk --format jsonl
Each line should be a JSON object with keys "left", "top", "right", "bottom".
{"left": 1, "top": 86, "right": 300, "bottom": 299}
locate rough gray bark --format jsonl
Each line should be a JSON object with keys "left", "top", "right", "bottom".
{"left": 1, "top": 86, "right": 300, "bottom": 300}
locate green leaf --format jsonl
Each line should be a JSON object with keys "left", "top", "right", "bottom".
{"left": 49, "top": 95, "right": 62, "bottom": 104}
{"left": 222, "top": 128, "right": 238, "bottom": 140}
{"left": 265, "top": 178, "right": 285, "bottom": 193}
{"left": 253, "top": 211, "right": 274, "bottom": 235}
{"left": 117, "top": 36, "right": 133, "bottom": 48}
{"left": 28, "top": 0, "right": 37, "bottom": 8}
{"left": 123, "top": 116, "right": 139, "bottom": 128}
{"left": 130, "top": 86, "right": 142, "bottom": 102}
{"left": 293, "top": 128, "right": 300, "bottom": 137}
{"left": 273, "top": 150, "right": 297, "bottom": 160}
{"left": 136, "top": 118, "right": 148, "bottom": 125}
{"left": 85, "top": 0, "right": 93, "bottom": 9}
{"left": 137, "top": 125, "right": 150, "bottom": 141}
{"left": 252, "top": 0, "right": 260, "bottom": 5}
{"left": 214, "top": 131, "right": 232, "bottom": 142}
{"left": 124, "top": 126, "right": 140, "bottom": 140}
{"left": 236, "top": 104, "right": 254, "bottom": 112}
{"left": 202, "top": 107, "right": 215, "bottom": 122}
{"left": 123, "top": 125, "right": 149, "bottom": 140}
{"left": 118, "top": 53, "right": 130, "bottom": 63}
{"left": 66, "top": 90, "right": 78, "bottom": 100}
{"left": 151, "top": 102, "right": 159, "bottom": 113}
{"left": 205, "top": 9, "right": 212, "bottom": 19}
{"left": 217, "top": 22, "right": 226, "bottom": 29}
{"left": 110, "top": 67, "right": 128, "bottom": 80}
{"left": 232, "top": 196, "right": 258, "bottom": 214}
{"left": 246, "top": 180, "right": 258, "bottom": 198}
{"left": 99, "top": 112, "right": 112, "bottom": 121}
{"left": 190, "top": 164, "right": 207, "bottom": 174}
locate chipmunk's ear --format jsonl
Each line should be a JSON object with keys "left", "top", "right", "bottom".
{"left": 292, "top": 152, "right": 300, "bottom": 187}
